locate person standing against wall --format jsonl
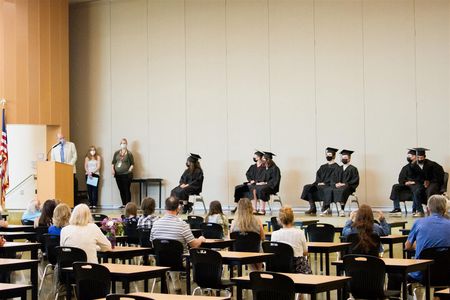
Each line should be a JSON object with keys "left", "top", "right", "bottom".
{"left": 84, "top": 146, "right": 101, "bottom": 208}
{"left": 112, "top": 138, "right": 134, "bottom": 208}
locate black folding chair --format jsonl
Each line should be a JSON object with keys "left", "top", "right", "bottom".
{"left": 270, "top": 217, "right": 282, "bottom": 231}
{"left": 417, "top": 247, "right": 450, "bottom": 291}
{"left": 200, "top": 223, "right": 224, "bottom": 239}
{"left": 262, "top": 241, "right": 294, "bottom": 273}
{"left": 306, "top": 223, "right": 335, "bottom": 274}
{"left": 124, "top": 219, "right": 139, "bottom": 245}
{"left": 38, "top": 234, "right": 60, "bottom": 295}
{"left": 55, "top": 246, "right": 88, "bottom": 299}
{"left": 73, "top": 262, "right": 111, "bottom": 300}
{"left": 189, "top": 248, "right": 234, "bottom": 296}
{"left": 230, "top": 231, "right": 261, "bottom": 252}
{"left": 152, "top": 239, "right": 184, "bottom": 293}
{"left": 186, "top": 215, "right": 204, "bottom": 230}
{"left": 249, "top": 271, "right": 295, "bottom": 300}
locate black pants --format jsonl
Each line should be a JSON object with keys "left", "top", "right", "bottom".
{"left": 86, "top": 174, "right": 100, "bottom": 207}
{"left": 234, "top": 184, "right": 251, "bottom": 202}
{"left": 115, "top": 173, "right": 132, "bottom": 205}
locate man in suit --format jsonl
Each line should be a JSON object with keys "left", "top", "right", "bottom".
{"left": 51, "top": 133, "right": 78, "bottom": 203}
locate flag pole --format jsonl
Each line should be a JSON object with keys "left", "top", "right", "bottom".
{"left": 0, "top": 98, "right": 6, "bottom": 210}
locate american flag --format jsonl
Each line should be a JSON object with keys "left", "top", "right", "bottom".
{"left": 0, "top": 107, "right": 8, "bottom": 206}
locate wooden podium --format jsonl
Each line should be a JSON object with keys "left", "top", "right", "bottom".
{"left": 37, "top": 161, "right": 74, "bottom": 207}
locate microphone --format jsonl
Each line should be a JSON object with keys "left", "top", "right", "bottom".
{"left": 46, "top": 142, "right": 61, "bottom": 161}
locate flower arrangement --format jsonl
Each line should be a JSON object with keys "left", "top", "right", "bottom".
{"left": 100, "top": 218, "right": 124, "bottom": 248}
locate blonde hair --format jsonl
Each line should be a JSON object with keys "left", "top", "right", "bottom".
{"left": 279, "top": 206, "right": 294, "bottom": 225}
{"left": 235, "top": 198, "right": 258, "bottom": 232}
{"left": 52, "top": 203, "right": 71, "bottom": 228}
{"left": 69, "top": 204, "right": 93, "bottom": 226}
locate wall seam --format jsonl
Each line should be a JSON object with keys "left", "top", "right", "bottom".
{"left": 184, "top": 0, "right": 188, "bottom": 154}
{"left": 313, "top": 0, "right": 318, "bottom": 167}
{"left": 413, "top": 0, "right": 418, "bottom": 146}
{"left": 225, "top": 0, "right": 230, "bottom": 206}
{"left": 361, "top": 0, "right": 368, "bottom": 204}
{"left": 267, "top": 0, "right": 272, "bottom": 150}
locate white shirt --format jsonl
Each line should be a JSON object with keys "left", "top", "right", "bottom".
{"left": 51, "top": 141, "right": 78, "bottom": 173}
{"left": 343, "top": 163, "right": 350, "bottom": 171}
{"left": 60, "top": 223, "right": 111, "bottom": 263}
{"left": 270, "top": 227, "right": 308, "bottom": 257}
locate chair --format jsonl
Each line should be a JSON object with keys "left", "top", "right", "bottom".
{"left": 344, "top": 233, "right": 381, "bottom": 257}
{"left": 417, "top": 247, "right": 450, "bottom": 289}
{"left": 92, "top": 213, "right": 108, "bottom": 222}
{"left": 200, "top": 222, "right": 224, "bottom": 239}
{"left": 306, "top": 223, "right": 335, "bottom": 274}
{"left": 343, "top": 254, "right": 399, "bottom": 299}
{"left": 124, "top": 218, "right": 139, "bottom": 245}
{"left": 73, "top": 262, "right": 111, "bottom": 300}
{"left": 188, "top": 194, "right": 207, "bottom": 214}
{"left": 189, "top": 248, "right": 234, "bottom": 296}
{"left": 230, "top": 231, "right": 261, "bottom": 252}
{"left": 249, "top": 271, "right": 295, "bottom": 300}
{"left": 270, "top": 217, "right": 282, "bottom": 231}
{"left": 332, "top": 193, "right": 360, "bottom": 216}
{"left": 54, "top": 246, "right": 88, "bottom": 299}
{"left": 38, "top": 234, "right": 60, "bottom": 295}
{"left": 35, "top": 225, "right": 49, "bottom": 252}
{"left": 399, "top": 172, "right": 448, "bottom": 215}
{"left": 106, "top": 294, "right": 153, "bottom": 300}
{"left": 152, "top": 239, "right": 185, "bottom": 293}
{"left": 267, "top": 193, "right": 283, "bottom": 212}
{"left": 137, "top": 227, "right": 152, "bottom": 248}
{"left": 262, "top": 241, "right": 294, "bottom": 273}
{"left": 186, "top": 215, "right": 204, "bottom": 230}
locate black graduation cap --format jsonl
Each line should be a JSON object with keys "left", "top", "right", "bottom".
{"left": 188, "top": 153, "right": 202, "bottom": 162}
{"left": 340, "top": 149, "right": 354, "bottom": 156}
{"left": 263, "top": 151, "right": 276, "bottom": 159}
{"left": 413, "top": 147, "right": 429, "bottom": 156}
{"left": 407, "top": 149, "right": 416, "bottom": 155}
{"left": 254, "top": 150, "right": 264, "bottom": 157}
{"left": 325, "top": 147, "right": 339, "bottom": 154}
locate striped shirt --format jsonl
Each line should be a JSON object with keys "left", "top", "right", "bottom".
{"left": 150, "top": 214, "right": 194, "bottom": 251}
{"left": 137, "top": 214, "right": 159, "bottom": 229}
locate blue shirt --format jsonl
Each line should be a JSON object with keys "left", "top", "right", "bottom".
{"left": 342, "top": 219, "right": 390, "bottom": 253}
{"left": 21, "top": 211, "right": 41, "bottom": 222}
{"left": 48, "top": 225, "right": 62, "bottom": 236}
{"left": 407, "top": 213, "right": 450, "bottom": 281}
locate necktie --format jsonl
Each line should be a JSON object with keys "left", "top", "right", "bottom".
{"left": 60, "top": 144, "right": 65, "bottom": 163}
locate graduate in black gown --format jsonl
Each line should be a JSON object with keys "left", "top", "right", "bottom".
{"left": 412, "top": 148, "right": 445, "bottom": 217}
{"left": 249, "top": 151, "right": 281, "bottom": 215}
{"left": 170, "top": 153, "right": 204, "bottom": 213}
{"left": 321, "top": 149, "right": 359, "bottom": 217}
{"left": 301, "top": 147, "right": 340, "bottom": 215}
{"left": 389, "top": 149, "right": 422, "bottom": 215}
{"left": 231, "top": 151, "right": 265, "bottom": 213}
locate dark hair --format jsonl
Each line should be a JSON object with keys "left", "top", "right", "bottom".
{"left": 187, "top": 158, "right": 202, "bottom": 174}
{"left": 141, "top": 197, "right": 156, "bottom": 216}
{"left": 39, "top": 199, "right": 57, "bottom": 227}
{"left": 85, "top": 145, "right": 98, "bottom": 160}
{"left": 124, "top": 202, "right": 138, "bottom": 217}
{"left": 206, "top": 200, "right": 223, "bottom": 217}
{"left": 265, "top": 157, "right": 276, "bottom": 168}
{"left": 352, "top": 204, "right": 378, "bottom": 253}
{"left": 165, "top": 196, "right": 180, "bottom": 211}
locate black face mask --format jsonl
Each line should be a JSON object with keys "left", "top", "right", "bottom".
{"left": 326, "top": 156, "right": 333, "bottom": 161}
{"left": 253, "top": 158, "right": 257, "bottom": 163}
{"left": 407, "top": 157, "right": 413, "bottom": 163}
{"left": 417, "top": 159, "right": 425, "bottom": 164}
{"left": 341, "top": 159, "right": 349, "bottom": 165}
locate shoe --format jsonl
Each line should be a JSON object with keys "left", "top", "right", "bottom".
{"left": 339, "top": 210, "right": 345, "bottom": 217}
{"left": 231, "top": 207, "right": 237, "bottom": 213}
{"left": 320, "top": 208, "right": 332, "bottom": 216}
{"left": 118, "top": 205, "right": 125, "bottom": 209}
{"left": 389, "top": 208, "right": 402, "bottom": 216}
{"left": 413, "top": 212, "right": 425, "bottom": 218}
{"left": 258, "top": 210, "right": 266, "bottom": 216}
{"left": 174, "top": 288, "right": 182, "bottom": 295}
{"left": 305, "top": 209, "right": 317, "bottom": 216}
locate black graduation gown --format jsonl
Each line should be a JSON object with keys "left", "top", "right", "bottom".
{"left": 234, "top": 164, "right": 266, "bottom": 202}
{"left": 324, "top": 164, "right": 359, "bottom": 205}
{"left": 389, "top": 163, "right": 422, "bottom": 202}
{"left": 170, "top": 168, "right": 204, "bottom": 200}
{"left": 254, "top": 165, "right": 281, "bottom": 202}
{"left": 301, "top": 162, "right": 340, "bottom": 202}
{"left": 415, "top": 159, "right": 445, "bottom": 204}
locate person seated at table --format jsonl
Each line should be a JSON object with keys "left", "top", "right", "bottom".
{"left": 35, "top": 199, "right": 58, "bottom": 228}
{"left": 151, "top": 196, "right": 206, "bottom": 294}
{"left": 60, "top": 204, "right": 111, "bottom": 263}
{"left": 137, "top": 197, "right": 159, "bottom": 229}
{"left": 47, "top": 203, "right": 71, "bottom": 236}
{"left": 342, "top": 204, "right": 389, "bottom": 255}
{"left": 21, "top": 198, "right": 41, "bottom": 225}
{"left": 205, "top": 200, "right": 229, "bottom": 238}
{"left": 271, "top": 206, "right": 311, "bottom": 274}
{"left": 122, "top": 202, "right": 139, "bottom": 244}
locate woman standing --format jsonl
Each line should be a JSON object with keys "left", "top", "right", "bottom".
{"left": 111, "top": 138, "right": 134, "bottom": 208}
{"left": 85, "top": 146, "right": 101, "bottom": 208}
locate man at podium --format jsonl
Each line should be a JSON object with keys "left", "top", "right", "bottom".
{"left": 51, "top": 133, "right": 78, "bottom": 203}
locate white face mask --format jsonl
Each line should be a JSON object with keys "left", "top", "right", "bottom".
{"left": 90, "top": 150, "right": 96, "bottom": 156}
{"left": 120, "top": 143, "right": 127, "bottom": 149}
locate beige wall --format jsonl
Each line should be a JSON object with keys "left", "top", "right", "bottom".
{"left": 69, "top": 0, "right": 449, "bottom": 209}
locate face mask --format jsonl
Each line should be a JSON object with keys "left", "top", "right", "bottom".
{"left": 253, "top": 158, "right": 257, "bottom": 162}
{"left": 326, "top": 156, "right": 333, "bottom": 161}
{"left": 407, "top": 157, "right": 412, "bottom": 163}
{"left": 341, "top": 159, "right": 349, "bottom": 165}
{"left": 418, "top": 159, "right": 425, "bottom": 164}
{"left": 90, "top": 150, "right": 96, "bottom": 156}
{"left": 120, "top": 143, "right": 127, "bottom": 149}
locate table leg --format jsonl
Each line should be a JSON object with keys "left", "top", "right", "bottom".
{"left": 112, "top": 280, "right": 116, "bottom": 293}
{"left": 144, "top": 279, "right": 148, "bottom": 292}
{"left": 124, "top": 280, "right": 130, "bottom": 294}
{"left": 186, "top": 256, "right": 191, "bottom": 295}
{"left": 159, "top": 182, "right": 162, "bottom": 210}
{"left": 311, "top": 293, "right": 317, "bottom": 300}
{"left": 238, "top": 264, "right": 243, "bottom": 277}
{"left": 326, "top": 253, "right": 331, "bottom": 300}
{"left": 161, "top": 273, "right": 168, "bottom": 293}
{"left": 389, "top": 243, "right": 393, "bottom": 258}
{"left": 31, "top": 249, "right": 38, "bottom": 260}
{"left": 30, "top": 262, "right": 38, "bottom": 300}
{"left": 139, "top": 182, "right": 143, "bottom": 206}
{"left": 237, "top": 286, "right": 243, "bottom": 300}
{"left": 402, "top": 272, "right": 407, "bottom": 300}
{"left": 425, "top": 265, "right": 430, "bottom": 300}
{"left": 65, "top": 272, "right": 72, "bottom": 300}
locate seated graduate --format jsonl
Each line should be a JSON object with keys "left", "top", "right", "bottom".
{"left": 231, "top": 150, "right": 266, "bottom": 213}
{"left": 170, "top": 153, "right": 204, "bottom": 214}
{"left": 389, "top": 149, "right": 422, "bottom": 216}
{"left": 301, "top": 147, "right": 340, "bottom": 215}
{"left": 321, "top": 149, "right": 359, "bottom": 217}
{"left": 249, "top": 151, "right": 281, "bottom": 215}
{"left": 412, "top": 148, "right": 445, "bottom": 218}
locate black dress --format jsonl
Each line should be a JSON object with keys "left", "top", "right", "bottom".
{"left": 301, "top": 162, "right": 340, "bottom": 203}
{"left": 323, "top": 164, "right": 359, "bottom": 206}
{"left": 234, "top": 164, "right": 266, "bottom": 202}
{"left": 253, "top": 165, "right": 281, "bottom": 202}
{"left": 170, "top": 168, "right": 204, "bottom": 201}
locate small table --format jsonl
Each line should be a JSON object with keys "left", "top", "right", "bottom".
{"left": 201, "top": 239, "right": 235, "bottom": 249}
{"left": 232, "top": 273, "right": 351, "bottom": 300}
{"left": 131, "top": 178, "right": 163, "bottom": 208}
{"left": 0, "top": 283, "right": 31, "bottom": 300}
{"left": 333, "top": 258, "right": 433, "bottom": 300}
{"left": 388, "top": 220, "right": 408, "bottom": 230}
{"left": 307, "top": 242, "right": 351, "bottom": 275}
{"left": 97, "top": 246, "right": 153, "bottom": 263}
{"left": 380, "top": 235, "right": 408, "bottom": 258}
{"left": 0, "top": 242, "right": 41, "bottom": 259}
{"left": 0, "top": 231, "right": 37, "bottom": 242}
{"left": 101, "top": 292, "right": 231, "bottom": 300}
{"left": 185, "top": 251, "right": 274, "bottom": 295}
{"left": 0, "top": 258, "right": 39, "bottom": 300}
{"left": 0, "top": 225, "right": 35, "bottom": 232}
{"left": 435, "top": 288, "right": 450, "bottom": 299}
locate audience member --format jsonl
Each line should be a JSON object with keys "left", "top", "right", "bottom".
{"left": 60, "top": 204, "right": 111, "bottom": 263}
{"left": 271, "top": 206, "right": 311, "bottom": 274}
{"left": 48, "top": 203, "right": 71, "bottom": 236}
{"left": 230, "top": 198, "right": 265, "bottom": 241}
{"left": 21, "top": 198, "right": 41, "bottom": 225}
{"left": 137, "top": 197, "right": 159, "bottom": 229}
{"left": 35, "top": 199, "right": 57, "bottom": 228}
{"left": 84, "top": 145, "right": 101, "bottom": 208}
{"left": 122, "top": 202, "right": 139, "bottom": 244}
{"left": 205, "top": 200, "right": 229, "bottom": 237}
